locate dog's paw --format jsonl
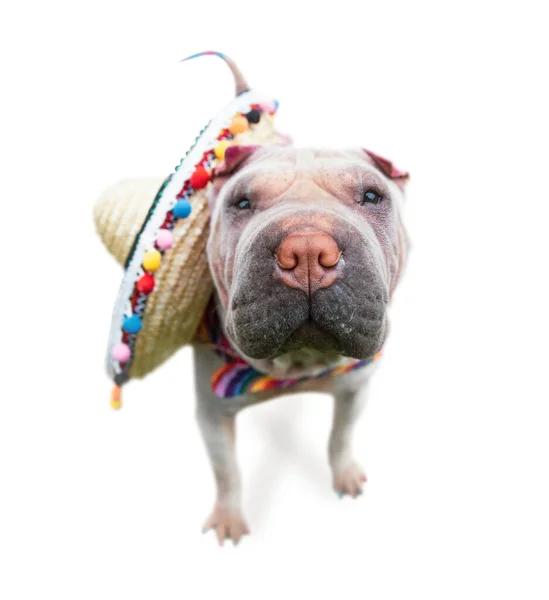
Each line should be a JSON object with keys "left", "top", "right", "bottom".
{"left": 202, "top": 506, "right": 250, "bottom": 546}
{"left": 333, "top": 462, "right": 367, "bottom": 498}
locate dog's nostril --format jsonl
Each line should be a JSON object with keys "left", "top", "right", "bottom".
{"left": 319, "top": 247, "right": 341, "bottom": 269}
{"left": 276, "top": 248, "right": 299, "bottom": 270}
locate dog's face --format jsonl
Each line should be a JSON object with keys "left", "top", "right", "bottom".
{"left": 207, "top": 146, "right": 409, "bottom": 377}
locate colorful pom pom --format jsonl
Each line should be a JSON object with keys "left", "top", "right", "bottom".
{"left": 190, "top": 166, "right": 210, "bottom": 190}
{"left": 136, "top": 273, "right": 155, "bottom": 294}
{"left": 229, "top": 115, "right": 249, "bottom": 135}
{"left": 246, "top": 109, "right": 261, "bottom": 124}
{"left": 259, "top": 101, "right": 276, "bottom": 113}
{"left": 156, "top": 229, "right": 174, "bottom": 250}
{"left": 215, "top": 140, "right": 232, "bottom": 160}
{"left": 123, "top": 314, "right": 142, "bottom": 334}
{"left": 112, "top": 343, "right": 131, "bottom": 363}
{"left": 173, "top": 199, "right": 192, "bottom": 219}
{"left": 143, "top": 249, "right": 161, "bottom": 272}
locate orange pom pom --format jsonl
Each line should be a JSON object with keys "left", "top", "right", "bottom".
{"left": 229, "top": 115, "right": 249, "bottom": 135}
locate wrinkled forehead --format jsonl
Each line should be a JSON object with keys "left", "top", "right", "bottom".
{"left": 223, "top": 147, "right": 391, "bottom": 200}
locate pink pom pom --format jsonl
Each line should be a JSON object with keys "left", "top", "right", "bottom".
{"left": 156, "top": 229, "right": 174, "bottom": 250}
{"left": 112, "top": 343, "right": 131, "bottom": 363}
{"left": 259, "top": 101, "right": 276, "bottom": 113}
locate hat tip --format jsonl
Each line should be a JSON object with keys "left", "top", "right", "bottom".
{"left": 179, "top": 51, "right": 250, "bottom": 97}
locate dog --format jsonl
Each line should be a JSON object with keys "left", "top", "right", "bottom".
{"left": 195, "top": 142, "right": 409, "bottom": 544}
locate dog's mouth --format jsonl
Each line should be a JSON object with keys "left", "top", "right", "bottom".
{"left": 237, "top": 326, "right": 354, "bottom": 379}
{"left": 226, "top": 274, "right": 388, "bottom": 361}
{"left": 272, "top": 321, "right": 341, "bottom": 356}
{"left": 226, "top": 296, "right": 387, "bottom": 376}
{"left": 254, "top": 321, "right": 344, "bottom": 378}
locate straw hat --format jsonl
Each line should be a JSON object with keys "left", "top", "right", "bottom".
{"left": 94, "top": 52, "right": 286, "bottom": 408}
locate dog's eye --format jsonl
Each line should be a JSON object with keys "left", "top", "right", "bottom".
{"left": 236, "top": 198, "right": 251, "bottom": 210}
{"left": 362, "top": 190, "right": 383, "bottom": 205}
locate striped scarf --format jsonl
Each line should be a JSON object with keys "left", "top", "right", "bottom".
{"left": 196, "top": 301, "right": 380, "bottom": 398}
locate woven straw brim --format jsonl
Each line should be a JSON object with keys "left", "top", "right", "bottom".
{"left": 93, "top": 102, "right": 286, "bottom": 384}
{"left": 93, "top": 178, "right": 165, "bottom": 266}
{"left": 94, "top": 180, "right": 214, "bottom": 378}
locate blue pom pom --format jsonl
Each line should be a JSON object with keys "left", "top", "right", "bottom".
{"left": 173, "top": 199, "right": 192, "bottom": 219}
{"left": 123, "top": 314, "right": 142, "bottom": 334}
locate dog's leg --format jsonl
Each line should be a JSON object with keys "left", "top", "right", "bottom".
{"left": 328, "top": 372, "right": 371, "bottom": 498}
{"left": 194, "top": 346, "right": 249, "bottom": 545}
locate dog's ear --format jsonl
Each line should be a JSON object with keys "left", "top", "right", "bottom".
{"left": 214, "top": 145, "right": 262, "bottom": 177}
{"left": 363, "top": 149, "right": 409, "bottom": 189}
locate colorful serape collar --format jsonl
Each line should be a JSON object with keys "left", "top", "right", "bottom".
{"left": 196, "top": 301, "right": 381, "bottom": 398}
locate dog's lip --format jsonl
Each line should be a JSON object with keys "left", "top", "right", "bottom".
{"left": 268, "top": 320, "right": 341, "bottom": 357}
{"left": 230, "top": 310, "right": 386, "bottom": 359}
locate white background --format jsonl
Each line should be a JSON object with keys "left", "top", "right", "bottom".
{"left": 1, "top": 1, "right": 548, "bottom": 598}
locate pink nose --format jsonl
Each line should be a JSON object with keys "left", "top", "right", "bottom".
{"left": 275, "top": 231, "right": 342, "bottom": 294}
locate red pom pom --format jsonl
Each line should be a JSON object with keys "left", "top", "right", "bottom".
{"left": 136, "top": 273, "right": 155, "bottom": 295}
{"left": 189, "top": 165, "right": 210, "bottom": 190}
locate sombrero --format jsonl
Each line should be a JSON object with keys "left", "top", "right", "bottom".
{"left": 94, "top": 52, "right": 286, "bottom": 409}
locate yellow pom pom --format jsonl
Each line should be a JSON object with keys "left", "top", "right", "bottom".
{"left": 110, "top": 385, "right": 122, "bottom": 410}
{"left": 229, "top": 115, "right": 249, "bottom": 135}
{"left": 214, "top": 140, "right": 232, "bottom": 160}
{"left": 143, "top": 249, "right": 161, "bottom": 272}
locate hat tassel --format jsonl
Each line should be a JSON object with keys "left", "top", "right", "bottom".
{"left": 110, "top": 385, "right": 122, "bottom": 410}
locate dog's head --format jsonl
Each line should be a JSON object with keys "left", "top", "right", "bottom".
{"left": 207, "top": 145, "right": 409, "bottom": 378}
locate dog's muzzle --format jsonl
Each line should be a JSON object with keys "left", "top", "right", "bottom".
{"left": 225, "top": 212, "right": 388, "bottom": 361}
